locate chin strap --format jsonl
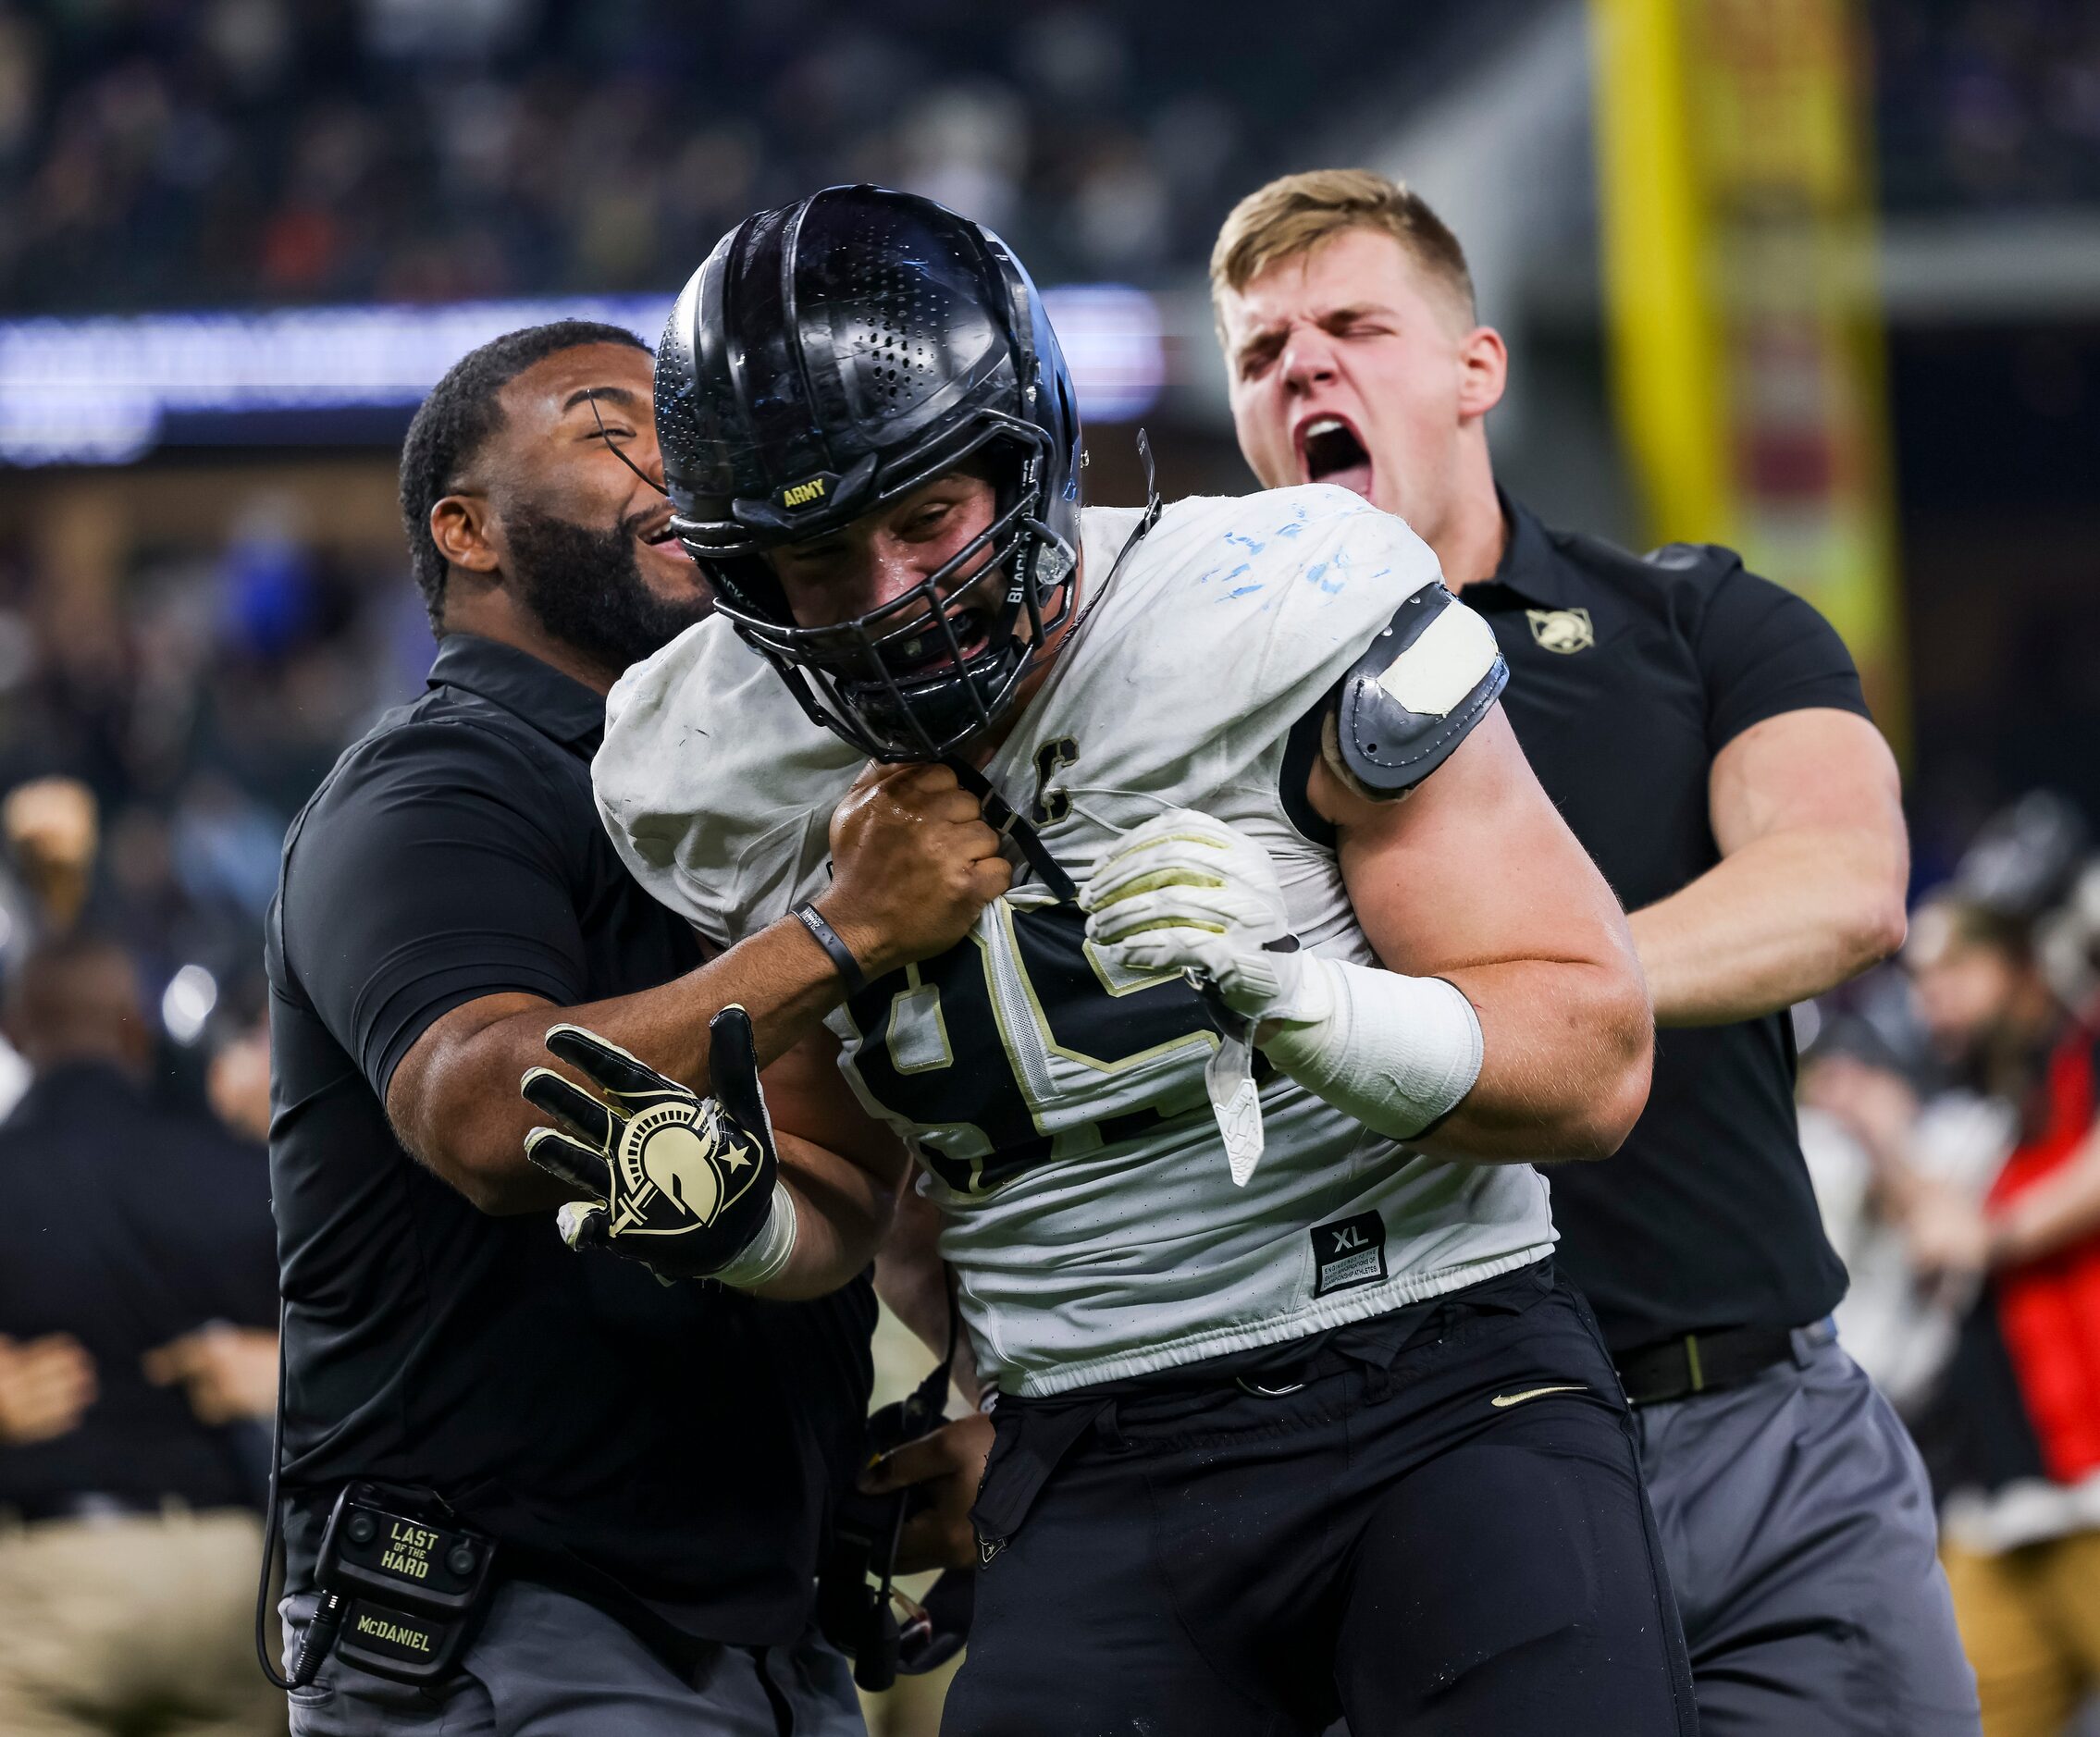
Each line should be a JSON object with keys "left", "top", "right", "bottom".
{"left": 943, "top": 757, "right": 1079, "bottom": 905}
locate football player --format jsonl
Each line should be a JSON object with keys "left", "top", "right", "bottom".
{"left": 544, "top": 186, "right": 1694, "bottom": 1736}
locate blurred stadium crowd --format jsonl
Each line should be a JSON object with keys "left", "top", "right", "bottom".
{"left": 0, "top": 513, "right": 426, "bottom": 1041}
{"left": 0, "top": 0, "right": 1451, "bottom": 309}
{"left": 1876, "top": 0, "right": 2100, "bottom": 212}
{"left": 3, "top": 0, "right": 2094, "bottom": 315}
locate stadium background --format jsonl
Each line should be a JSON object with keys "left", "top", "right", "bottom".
{"left": 1, "top": 0, "right": 2095, "bottom": 1727}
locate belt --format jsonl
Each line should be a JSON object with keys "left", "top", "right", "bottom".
{"left": 1615, "top": 1318, "right": 1836, "bottom": 1407}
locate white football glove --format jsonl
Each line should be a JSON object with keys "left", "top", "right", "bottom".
{"left": 1082, "top": 810, "right": 1319, "bottom": 1186}
{"left": 1083, "top": 807, "right": 1486, "bottom": 1176}
{"left": 1081, "top": 808, "right": 1322, "bottom": 1028}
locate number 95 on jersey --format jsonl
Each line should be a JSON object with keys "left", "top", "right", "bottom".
{"left": 834, "top": 893, "right": 1255, "bottom": 1194}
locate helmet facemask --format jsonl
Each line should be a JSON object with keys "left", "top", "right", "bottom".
{"left": 657, "top": 183, "right": 1088, "bottom": 765}
{"left": 692, "top": 423, "right": 1077, "bottom": 762}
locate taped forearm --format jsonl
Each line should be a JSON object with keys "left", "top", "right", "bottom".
{"left": 710, "top": 1182, "right": 799, "bottom": 1290}
{"left": 1259, "top": 955, "right": 1483, "bottom": 1142}
{"left": 743, "top": 1131, "right": 904, "bottom": 1300}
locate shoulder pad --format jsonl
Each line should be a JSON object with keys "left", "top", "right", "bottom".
{"left": 1329, "top": 584, "right": 1507, "bottom": 796}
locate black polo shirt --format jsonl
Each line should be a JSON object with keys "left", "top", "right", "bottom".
{"left": 1464, "top": 496, "right": 1864, "bottom": 1355}
{"left": 265, "top": 632, "right": 875, "bottom": 1650}
{"left": 0, "top": 1062, "right": 278, "bottom": 1516}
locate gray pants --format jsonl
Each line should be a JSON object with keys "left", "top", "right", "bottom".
{"left": 280, "top": 1580, "right": 864, "bottom": 1735}
{"left": 1637, "top": 1328, "right": 1980, "bottom": 1735}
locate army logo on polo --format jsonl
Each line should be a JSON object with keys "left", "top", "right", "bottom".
{"left": 1526, "top": 607, "right": 1595, "bottom": 655}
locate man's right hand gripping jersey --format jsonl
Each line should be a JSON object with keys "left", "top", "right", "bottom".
{"left": 595, "top": 487, "right": 1553, "bottom": 1397}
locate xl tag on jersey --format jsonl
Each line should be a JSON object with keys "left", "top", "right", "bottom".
{"left": 1204, "top": 1028, "right": 1264, "bottom": 1186}
{"left": 1311, "top": 1212, "right": 1388, "bottom": 1298}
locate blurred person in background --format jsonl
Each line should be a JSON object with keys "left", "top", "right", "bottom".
{"left": 1212, "top": 167, "right": 1976, "bottom": 1734}
{"left": 206, "top": 1008, "right": 273, "bottom": 1144}
{"left": 0, "top": 932, "right": 282, "bottom": 1737}
{"left": 1797, "top": 1002, "right": 2013, "bottom": 1420}
{"left": 0, "top": 776, "right": 103, "bottom": 1115}
{"left": 1866, "top": 800, "right": 2100, "bottom": 1737}
{"left": 0, "top": 1332, "right": 96, "bottom": 1449}
{"left": 4, "top": 776, "right": 98, "bottom": 937}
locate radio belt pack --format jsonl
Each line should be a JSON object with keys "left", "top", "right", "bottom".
{"left": 282, "top": 1484, "right": 499, "bottom": 1687}
{"left": 254, "top": 1301, "right": 498, "bottom": 1693}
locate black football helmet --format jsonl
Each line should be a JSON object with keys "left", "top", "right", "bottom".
{"left": 656, "top": 184, "right": 1084, "bottom": 761}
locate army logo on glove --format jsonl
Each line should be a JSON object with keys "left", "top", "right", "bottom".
{"left": 519, "top": 1005, "right": 788, "bottom": 1282}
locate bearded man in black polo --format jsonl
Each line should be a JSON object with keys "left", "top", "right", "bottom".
{"left": 267, "top": 322, "right": 1009, "bottom": 1733}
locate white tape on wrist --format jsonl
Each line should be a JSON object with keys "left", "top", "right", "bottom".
{"left": 710, "top": 1181, "right": 798, "bottom": 1291}
{"left": 1260, "top": 956, "right": 1483, "bottom": 1142}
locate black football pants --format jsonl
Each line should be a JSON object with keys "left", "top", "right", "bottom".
{"left": 942, "top": 1261, "right": 1699, "bottom": 1737}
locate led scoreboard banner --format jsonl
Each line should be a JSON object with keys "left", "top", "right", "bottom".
{"left": 0, "top": 284, "right": 1165, "bottom": 467}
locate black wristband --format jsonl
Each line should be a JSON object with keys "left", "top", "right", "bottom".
{"left": 791, "top": 900, "right": 867, "bottom": 998}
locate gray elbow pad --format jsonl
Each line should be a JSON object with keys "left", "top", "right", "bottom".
{"left": 1328, "top": 584, "right": 1508, "bottom": 797}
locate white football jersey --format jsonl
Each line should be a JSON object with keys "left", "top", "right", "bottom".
{"left": 597, "top": 486, "right": 1553, "bottom": 1396}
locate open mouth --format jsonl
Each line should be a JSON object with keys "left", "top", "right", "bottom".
{"left": 884, "top": 610, "right": 993, "bottom": 679}
{"left": 1296, "top": 413, "right": 1375, "bottom": 499}
{"left": 636, "top": 515, "right": 691, "bottom": 559}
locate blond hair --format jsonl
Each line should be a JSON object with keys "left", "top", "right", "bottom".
{"left": 1209, "top": 168, "right": 1475, "bottom": 326}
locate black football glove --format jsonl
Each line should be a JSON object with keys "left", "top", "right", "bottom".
{"left": 520, "top": 1005, "right": 780, "bottom": 1279}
